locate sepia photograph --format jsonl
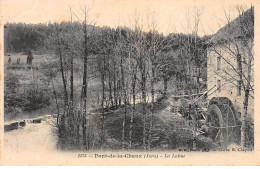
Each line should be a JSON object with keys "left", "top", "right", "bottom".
{"left": 0, "top": 0, "right": 259, "bottom": 166}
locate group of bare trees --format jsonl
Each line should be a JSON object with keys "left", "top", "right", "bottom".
{"left": 37, "top": 5, "right": 254, "bottom": 150}
{"left": 41, "top": 7, "right": 209, "bottom": 150}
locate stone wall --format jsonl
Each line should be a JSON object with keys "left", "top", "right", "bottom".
{"left": 207, "top": 43, "right": 254, "bottom": 121}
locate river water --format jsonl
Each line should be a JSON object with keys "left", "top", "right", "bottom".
{"left": 4, "top": 93, "right": 159, "bottom": 153}
{"left": 4, "top": 116, "right": 58, "bottom": 153}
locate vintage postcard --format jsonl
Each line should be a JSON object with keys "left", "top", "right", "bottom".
{"left": 0, "top": 0, "right": 259, "bottom": 166}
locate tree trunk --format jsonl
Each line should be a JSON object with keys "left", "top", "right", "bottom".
{"left": 70, "top": 56, "right": 73, "bottom": 112}
{"left": 54, "top": 24, "right": 68, "bottom": 149}
{"left": 58, "top": 47, "right": 68, "bottom": 116}
{"left": 140, "top": 60, "right": 147, "bottom": 150}
{"left": 120, "top": 54, "right": 127, "bottom": 149}
{"left": 101, "top": 54, "right": 106, "bottom": 147}
{"left": 113, "top": 65, "right": 118, "bottom": 109}
{"left": 118, "top": 79, "right": 122, "bottom": 106}
{"left": 129, "top": 67, "right": 137, "bottom": 149}
{"left": 241, "top": 48, "right": 252, "bottom": 149}
{"left": 241, "top": 88, "right": 249, "bottom": 148}
{"left": 82, "top": 15, "right": 88, "bottom": 150}
{"left": 108, "top": 58, "right": 113, "bottom": 107}
{"left": 69, "top": 53, "right": 74, "bottom": 145}
{"left": 148, "top": 64, "right": 155, "bottom": 150}
{"left": 51, "top": 79, "right": 60, "bottom": 129}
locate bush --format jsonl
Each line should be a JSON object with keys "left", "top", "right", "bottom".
{"left": 5, "top": 72, "right": 51, "bottom": 113}
{"left": 22, "top": 88, "right": 51, "bottom": 111}
{"left": 5, "top": 73, "right": 19, "bottom": 94}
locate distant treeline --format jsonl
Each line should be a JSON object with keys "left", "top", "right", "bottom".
{"left": 4, "top": 22, "right": 210, "bottom": 56}
{"left": 4, "top": 22, "right": 94, "bottom": 53}
{"left": 4, "top": 23, "right": 45, "bottom": 53}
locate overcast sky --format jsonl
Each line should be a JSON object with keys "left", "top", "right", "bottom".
{"left": 1, "top": 0, "right": 254, "bottom": 36}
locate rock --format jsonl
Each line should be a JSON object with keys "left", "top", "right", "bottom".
{"left": 4, "top": 122, "right": 19, "bottom": 132}
{"left": 32, "top": 119, "right": 42, "bottom": 123}
{"left": 19, "top": 121, "right": 26, "bottom": 127}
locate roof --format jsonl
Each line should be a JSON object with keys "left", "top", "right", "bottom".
{"left": 209, "top": 7, "right": 254, "bottom": 45}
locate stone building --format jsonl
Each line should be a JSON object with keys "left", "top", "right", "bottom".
{"left": 207, "top": 7, "right": 254, "bottom": 121}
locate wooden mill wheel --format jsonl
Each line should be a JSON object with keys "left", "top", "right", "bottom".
{"left": 206, "top": 103, "right": 237, "bottom": 147}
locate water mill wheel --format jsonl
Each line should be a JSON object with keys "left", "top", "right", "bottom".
{"left": 206, "top": 97, "right": 239, "bottom": 147}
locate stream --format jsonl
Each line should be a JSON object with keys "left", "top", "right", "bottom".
{"left": 4, "top": 115, "right": 58, "bottom": 153}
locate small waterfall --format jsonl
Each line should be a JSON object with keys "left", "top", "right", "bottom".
{"left": 4, "top": 115, "right": 55, "bottom": 132}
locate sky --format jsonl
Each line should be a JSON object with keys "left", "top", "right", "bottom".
{"left": 0, "top": 0, "right": 256, "bottom": 36}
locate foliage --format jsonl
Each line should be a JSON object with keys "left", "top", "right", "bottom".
{"left": 4, "top": 72, "right": 51, "bottom": 113}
